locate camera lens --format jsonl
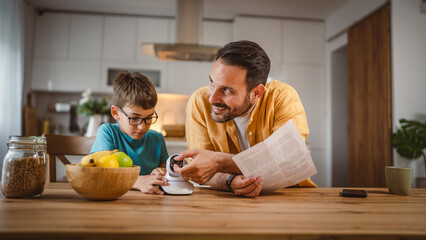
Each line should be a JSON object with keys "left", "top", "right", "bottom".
{"left": 169, "top": 155, "right": 185, "bottom": 173}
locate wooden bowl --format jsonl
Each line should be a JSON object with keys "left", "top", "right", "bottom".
{"left": 65, "top": 164, "right": 140, "bottom": 201}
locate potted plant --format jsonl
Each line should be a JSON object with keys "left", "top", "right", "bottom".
{"left": 78, "top": 89, "right": 110, "bottom": 137}
{"left": 391, "top": 119, "right": 426, "bottom": 188}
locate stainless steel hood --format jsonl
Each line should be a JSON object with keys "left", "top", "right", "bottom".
{"left": 141, "top": 0, "right": 220, "bottom": 61}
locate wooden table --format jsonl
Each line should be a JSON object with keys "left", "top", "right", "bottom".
{"left": 0, "top": 183, "right": 425, "bottom": 240}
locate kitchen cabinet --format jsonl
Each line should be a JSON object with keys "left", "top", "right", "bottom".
{"left": 32, "top": 13, "right": 102, "bottom": 92}
{"left": 31, "top": 59, "right": 101, "bottom": 92}
{"left": 279, "top": 20, "right": 326, "bottom": 149}
{"left": 281, "top": 21, "right": 325, "bottom": 64}
{"left": 31, "top": 12, "right": 233, "bottom": 94}
{"left": 167, "top": 61, "right": 212, "bottom": 95}
{"left": 202, "top": 21, "right": 233, "bottom": 47}
{"left": 34, "top": 13, "right": 70, "bottom": 59}
{"left": 69, "top": 15, "right": 103, "bottom": 60}
{"left": 103, "top": 16, "right": 137, "bottom": 62}
{"left": 280, "top": 64, "right": 325, "bottom": 149}
{"left": 234, "top": 16, "right": 282, "bottom": 63}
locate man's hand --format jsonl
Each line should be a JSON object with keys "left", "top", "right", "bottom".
{"left": 173, "top": 149, "right": 235, "bottom": 185}
{"left": 231, "top": 175, "right": 263, "bottom": 198}
{"left": 132, "top": 174, "right": 168, "bottom": 195}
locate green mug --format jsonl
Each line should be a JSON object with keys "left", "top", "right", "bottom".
{"left": 385, "top": 166, "right": 412, "bottom": 195}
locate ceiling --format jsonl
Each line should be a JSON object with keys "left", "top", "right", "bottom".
{"left": 27, "top": 0, "right": 349, "bottom": 20}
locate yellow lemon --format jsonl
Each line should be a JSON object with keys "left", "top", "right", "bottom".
{"left": 97, "top": 154, "right": 119, "bottom": 168}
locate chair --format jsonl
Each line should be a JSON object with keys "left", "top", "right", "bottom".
{"left": 44, "top": 134, "right": 96, "bottom": 182}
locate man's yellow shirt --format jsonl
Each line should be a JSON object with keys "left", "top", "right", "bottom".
{"left": 186, "top": 80, "right": 316, "bottom": 188}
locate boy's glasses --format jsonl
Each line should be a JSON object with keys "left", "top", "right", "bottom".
{"left": 116, "top": 106, "right": 158, "bottom": 126}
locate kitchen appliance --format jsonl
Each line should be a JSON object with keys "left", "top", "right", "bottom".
{"left": 161, "top": 154, "right": 193, "bottom": 195}
{"left": 141, "top": 0, "right": 220, "bottom": 61}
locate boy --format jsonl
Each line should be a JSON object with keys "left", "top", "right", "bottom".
{"left": 91, "top": 71, "right": 169, "bottom": 195}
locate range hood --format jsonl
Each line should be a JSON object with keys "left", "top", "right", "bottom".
{"left": 141, "top": 0, "right": 220, "bottom": 61}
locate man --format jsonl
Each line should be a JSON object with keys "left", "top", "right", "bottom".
{"left": 174, "top": 40, "right": 316, "bottom": 197}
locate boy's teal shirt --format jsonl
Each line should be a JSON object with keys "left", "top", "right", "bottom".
{"left": 90, "top": 123, "right": 169, "bottom": 175}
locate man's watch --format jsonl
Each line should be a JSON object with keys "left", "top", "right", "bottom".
{"left": 226, "top": 174, "right": 236, "bottom": 192}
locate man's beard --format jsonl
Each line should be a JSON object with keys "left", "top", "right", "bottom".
{"left": 210, "top": 93, "right": 254, "bottom": 123}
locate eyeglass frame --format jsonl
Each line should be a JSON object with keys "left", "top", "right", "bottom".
{"left": 116, "top": 105, "right": 158, "bottom": 126}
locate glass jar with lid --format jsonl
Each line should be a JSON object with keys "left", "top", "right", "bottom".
{"left": 1, "top": 136, "right": 47, "bottom": 198}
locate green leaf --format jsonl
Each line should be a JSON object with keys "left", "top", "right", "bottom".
{"left": 392, "top": 119, "right": 426, "bottom": 163}
{"left": 76, "top": 92, "right": 111, "bottom": 117}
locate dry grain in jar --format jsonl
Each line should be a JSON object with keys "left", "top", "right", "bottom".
{"left": 1, "top": 157, "right": 46, "bottom": 197}
{"left": 1, "top": 136, "right": 47, "bottom": 198}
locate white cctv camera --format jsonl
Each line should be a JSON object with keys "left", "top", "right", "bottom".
{"left": 161, "top": 154, "right": 194, "bottom": 195}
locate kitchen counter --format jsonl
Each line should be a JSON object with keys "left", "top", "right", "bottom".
{"left": 1, "top": 183, "right": 425, "bottom": 240}
{"left": 165, "top": 137, "right": 187, "bottom": 154}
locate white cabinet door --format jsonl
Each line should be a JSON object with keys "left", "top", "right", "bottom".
{"left": 137, "top": 18, "right": 174, "bottom": 62}
{"left": 31, "top": 58, "right": 100, "bottom": 92}
{"left": 203, "top": 21, "right": 233, "bottom": 47}
{"left": 234, "top": 16, "right": 282, "bottom": 63}
{"left": 167, "top": 61, "right": 212, "bottom": 95}
{"left": 34, "top": 13, "right": 70, "bottom": 58}
{"left": 279, "top": 65, "right": 325, "bottom": 149}
{"left": 103, "top": 16, "right": 137, "bottom": 61}
{"left": 281, "top": 21, "right": 325, "bottom": 64}
{"left": 69, "top": 14, "right": 103, "bottom": 60}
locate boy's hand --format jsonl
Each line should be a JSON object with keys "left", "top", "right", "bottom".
{"left": 151, "top": 167, "right": 166, "bottom": 177}
{"left": 132, "top": 175, "right": 168, "bottom": 195}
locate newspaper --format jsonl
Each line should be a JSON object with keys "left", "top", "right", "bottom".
{"left": 232, "top": 120, "right": 317, "bottom": 193}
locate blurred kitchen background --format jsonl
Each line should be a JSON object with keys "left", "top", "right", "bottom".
{"left": 1, "top": 0, "right": 425, "bottom": 187}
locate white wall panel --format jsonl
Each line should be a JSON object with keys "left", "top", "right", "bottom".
{"left": 34, "top": 13, "right": 70, "bottom": 58}
{"left": 203, "top": 21, "right": 233, "bottom": 47}
{"left": 282, "top": 21, "right": 325, "bottom": 64}
{"left": 69, "top": 15, "right": 103, "bottom": 60}
{"left": 103, "top": 16, "right": 136, "bottom": 61}
{"left": 167, "top": 61, "right": 212, "bottom": 95}
{"left": 31, "top": 59, "right": 100, "bottom": 92}
{"left": 280, "top": 64, "right": 326, "bottom": 150}
{"left": 310, "top": 149, "right": 326, "bottom": 187}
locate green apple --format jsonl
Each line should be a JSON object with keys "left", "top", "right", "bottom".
{"left": 114, "top": 152, "right": 133, "bottom": 167}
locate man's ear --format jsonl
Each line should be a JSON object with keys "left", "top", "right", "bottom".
{"left": 111, "top": 105, "right": 120, "bottom": 120}
{"left": 250, "top": 84, "right": 265, "bottom": 103}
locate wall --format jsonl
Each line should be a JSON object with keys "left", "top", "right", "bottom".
{"left": 331, "top": 45, "right": 348, "bottom": 187}
{"left": 326, "top": 0, "right": 388, "bottom": 40}
{"left": 326, "top": 33, "right": 348, "bottom": 187}
{"left": 391, "top": 0, "right": 426, "bottom": 182}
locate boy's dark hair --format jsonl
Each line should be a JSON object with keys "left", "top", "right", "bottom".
{"left": 215, "top": 40, "right": 271, "bottom": 92}
{"left": 112, "top": 71, "right": 157, "bottom": 109}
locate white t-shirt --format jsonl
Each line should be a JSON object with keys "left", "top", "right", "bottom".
{"left": 233, "top": 114, "right": 251, "bottom": 151}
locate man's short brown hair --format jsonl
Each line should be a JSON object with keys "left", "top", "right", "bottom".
{"left": 215, "top": 40, "right": 270, "bottom": 93}
{"left": 112, "top": 71, "right": 157, "bottom": 109}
